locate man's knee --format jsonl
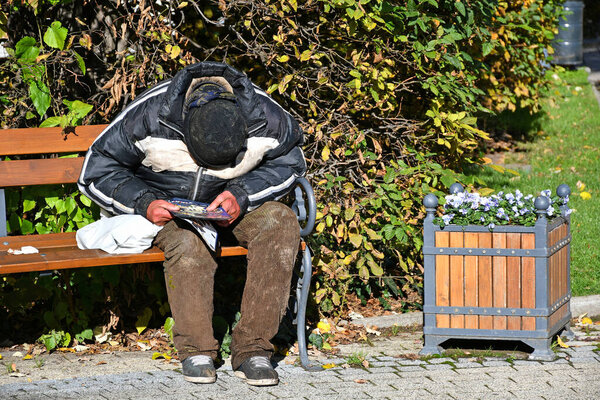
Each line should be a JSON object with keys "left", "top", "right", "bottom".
{"left": 156, "top": 221, "right": 212, "bottom": 260}
{"left": 255, "top": 201, "right": 299, "bottom": 234}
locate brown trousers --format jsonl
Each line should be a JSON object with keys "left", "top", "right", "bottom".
{"left": 153, "top": 201, "right": 300, "bottom": 369}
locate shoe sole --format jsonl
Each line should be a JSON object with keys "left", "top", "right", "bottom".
{"left": 234, "top": 371, "right": 279, "bottom": 386}
{"left": 184, "top": 375, "right": 217, "bottom": 384}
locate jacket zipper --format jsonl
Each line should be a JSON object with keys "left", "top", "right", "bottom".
{"left": 158, "top": 118, "right": 184, "bottom": 136}
{"left": 191, "top": 167, "right": 204, "bottom": 200}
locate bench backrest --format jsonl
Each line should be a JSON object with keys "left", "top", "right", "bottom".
{"left": 0, "top": 125, "right": 108, "bottom": 236}
{"left": 0, "top": 125, "right": 108, "bottom": 187}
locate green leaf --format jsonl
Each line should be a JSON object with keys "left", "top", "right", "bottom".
{"left": 60, "top": 332, "right": 71, "bottom": 347}
{"left": 455, "top": 1, "right": 466, "bottom": 17}
{"left": 23, "top": 199, "right": 36, "bottom": 212}
{"left": 40, "top": 116, "right": 66, "bottom": 128}
{"left": 64, "top": 100, "right": 93, "bottom": 119}
{"left": 482, "top": 42, "right": 493, "bottom": 57}
{"left": 136, "top": 307, "right": 153, "bottom": 335}
{"left": 15, "top": 36, "right": 39, "bottom": 62}
{"left": 73, "top": 51, "right": 86, "bottom": 75}
{"left": 20, "top": 219, "right": 34, "bottom": 234}
{"left": 43, "top": 21, "right": 68, "bottom": 50}
{"left": 164, "top": 317, "right": 175, "bottom": 342}
{"left": 80, "top": 194, "right": 92, "bottom": 207}
{"left": 29, "top": 81, "right": 51, "bottom": 117}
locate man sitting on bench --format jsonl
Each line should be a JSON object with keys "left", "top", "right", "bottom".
{"left": 78, "top": 61, "right": 306, "bottom": 386}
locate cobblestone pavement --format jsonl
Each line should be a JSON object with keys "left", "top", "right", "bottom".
{"left": 2, "top": 324, "right": 599, "bottom": 400}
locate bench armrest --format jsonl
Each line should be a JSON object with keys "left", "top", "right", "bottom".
{"left": 292, "top": 177, "right": 316, "bottom": 238}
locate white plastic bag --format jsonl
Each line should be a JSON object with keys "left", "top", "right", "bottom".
{"left": 76, "top": 215, "right": 162, "bottom": 254}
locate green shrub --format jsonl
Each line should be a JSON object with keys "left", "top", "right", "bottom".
{"left": 0, "top": 0, "right": 566, "bottom": 334}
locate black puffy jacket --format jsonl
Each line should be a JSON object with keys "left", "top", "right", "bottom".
{"left": 78, "top": 62, "right": 306, "bottom": 217}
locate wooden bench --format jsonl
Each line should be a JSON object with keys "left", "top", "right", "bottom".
{"left": 0, "top": 125, "right": 317, "bottom": 369}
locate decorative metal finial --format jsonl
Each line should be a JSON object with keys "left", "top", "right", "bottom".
{"left": 534, "top": 195, "right": 550, "bottom": 213}
{"left": 449, "top": 183, "right": 464, "bottom": 194}
{"left": 556, "top": 184, "right": 571, "bottom": 199}
{"left": 424, "top": 194, "right": 439, "bottom": 209}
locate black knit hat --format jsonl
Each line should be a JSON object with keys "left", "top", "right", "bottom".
{"left": 183, "top": 84, "right": 247, "bottom": 168}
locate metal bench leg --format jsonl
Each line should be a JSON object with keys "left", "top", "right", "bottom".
{"left": 296, "top": 246, "right": 321, "bottom": 371}
{"left": 0, "top": 189, "right": 7, "bottom": 237}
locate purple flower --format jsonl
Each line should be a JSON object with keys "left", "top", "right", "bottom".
{"left": 442, "top": 214, "right": 455, "bottom": 225}
{"left": 496, "top": 208, "right": 507, "bottom": 219}
{"left": 488, "top": 223, "right": 495, "bottom": 230}
{"left": 541, "top": 189, "right": 551, "bottom": 198}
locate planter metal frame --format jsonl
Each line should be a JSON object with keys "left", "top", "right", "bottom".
{"left": 420, "top": 184, "right": 573, "bottom": 361}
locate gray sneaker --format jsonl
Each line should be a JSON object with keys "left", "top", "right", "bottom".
{"left": 234, "top": 356, "right": 279, "bottom": 386}
{"left": 182, "top": 355, "right": 217, "bottom": 383}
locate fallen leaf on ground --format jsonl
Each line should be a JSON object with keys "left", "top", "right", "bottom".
{"left": 151, "top": 352, "right": 172, "bottom": 361}
{"left": 322, "top": 363, "right": 336, "bottom": 369}
{"left": 12, "top": 352, "right": 23, "bottom": 358}
{"left": 362, "top": 360, "right": 370, "bottom": 368}
{"left": 58, "top": 347, "right": 75, "bottom": 353}
{"left": 73, "top": 345, "right": 88, "bottom": 352}
{"left": 580, "top": 192, "right": 591, "bottom": 200}
{"left": 9, "top": 372, "right": 26, "bottom": 378}
{"left": 365, "top": 326, "right": 381, "bottom": 336}
{"left": 96, "top": 361, "right": 107, "bottom": 366}
{"left": 11, "top": 363, "right": 17, "bottom": 372}
{"left": 23, "top": 354, "right": 32, "bottom": 360}
{"left": 137, "top": 341, "right": 151, "bottom": 351}
{"left": 581, "top": 317, "right": 593, "bottom": 325}
{"left": 317, "top": 321, "right": 331, "bottom": 333}
{"left": 557, "top": 336, "right": 569, "bottom": 348}
{"left": 354, "top": 379, "right": 368, "bottom": 384}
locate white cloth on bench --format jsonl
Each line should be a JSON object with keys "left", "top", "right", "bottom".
{"left": 76, "top": 215, "right": 163, "bottom": 254}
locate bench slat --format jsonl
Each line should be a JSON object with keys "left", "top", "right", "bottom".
{"left": 0, "top": 125, "right": 107, "bottom": 156}
{"left": 0, "top": 158, "right": 84, "bottom": 187}
{"left": 0, "top": 246, "right": 166, "bottom": 274}
{"left": 0, "top": 232, "right": 305, "bottom": 275}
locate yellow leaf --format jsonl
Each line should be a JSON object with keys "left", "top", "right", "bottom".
{"left": 136, "top": 307, "right": 153, "bottom": 335}
{"left": 481, "top": 157, "right": 492, "bottom": 164}
{"left": 322, "top": 342, "right": 332, "bottom": 350}
{"left": 322, "top": 363, "right": 336, "bottom": 369}
{"left": 580, "top": 192, "right": 591, "bottom": 200}
{"left": 315, "top": 221, "right": 325, "bottom": 233}
{"left": 348, "top": 232, "right": 363, "bottom": 248}
{"left": 0, "top": 354, "right": 2, "bottom": 360}
{"left": 169, "top": 45, "right": 181, "bottom": 59}
{"left": 556, "top": 336, "right": 569, "bottom": 348}
{"left": 581, "top": 317, "right": 593, "bottom": 325}
{"left": 300, "top": 50, "right": 312, "bottom": 61}
{"left": 23, "top": 354, "right": 33, "bottom": 360}
{"left": 317, "top": 321, "right": 331, "bottom": 333}
{"left": 277, "top": 55, "right": 290, "bottom": 63}
{"left": 489, "top": 164, "right": 505, "bottom": 174}
{"left": 321, "top": 146, "right": 331, "bottom": 161}
{"left": 178, "top": 2, "right": 188, "bottom": 8}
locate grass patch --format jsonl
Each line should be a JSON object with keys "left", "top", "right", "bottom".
{"left": 345, "top": 351, "right": 369, "bottom": 369}
{"left": 469, "top": 68, "right": 600, "bottom": 296}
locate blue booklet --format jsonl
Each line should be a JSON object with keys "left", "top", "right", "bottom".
{"left": 168, "top": 198, "right": 231, "bottom": 221}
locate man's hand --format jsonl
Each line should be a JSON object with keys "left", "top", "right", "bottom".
{"left": 146, "top": 200, "right": 180, "bottom": 226}
{"left": 207, "top": 191, "right": 240, "bottom": 227}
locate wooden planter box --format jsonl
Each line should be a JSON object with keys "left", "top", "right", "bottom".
{"left": 420, "top": 185, "right": 573, "bottom": 360}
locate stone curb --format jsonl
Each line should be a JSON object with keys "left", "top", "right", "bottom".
{"left": 349, "top": 295, "right": 600, "bottom": 329}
